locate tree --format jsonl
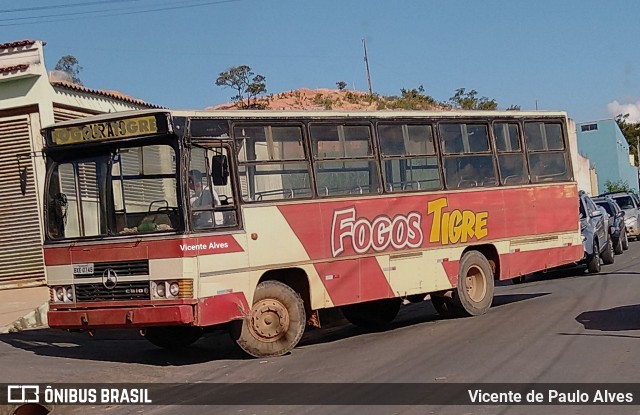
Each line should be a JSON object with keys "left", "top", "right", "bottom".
{"left": 449, "top": 88, "right": 498, "bottom": 110}
{"left": 336, "top": 81, "right": 347, "bottom": 91}
{"left": 54, "top": 55, "right": 83, "bottom": 85}
{"left": 215, "top": 65, "right": 267, "bottom": 109}
{"left": 506, "top": 104, "right": 521, "bottom": 111}
{"left": 615, "top": 113, "right": 640, "bottom": 164}
{"left": 605, "top": 179, "right": 631, "bottom": 193}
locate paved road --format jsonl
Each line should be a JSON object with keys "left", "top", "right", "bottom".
{"left": 2, "top": 243, "right": 640, "bottom": 414}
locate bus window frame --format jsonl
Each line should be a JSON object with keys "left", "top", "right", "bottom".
{"left": 309, "top": 121, "right": 382, "bottom": 198}
{"left": 232, "top": 121, "right": 314, "bottom": 203}
{"left": 436, "top": 120, "right": 499, "bottom": 190}
{"left": 188, "top": 139, "right": 243, "bottom": 232}
{"left": 523, "top": 119, "right": 573, "bottom": 183}
{"left": 375, "top": 121, "right": 444, "bottom": 193}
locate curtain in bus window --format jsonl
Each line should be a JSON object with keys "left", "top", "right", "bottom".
{"left": 524, "top": 122, "right": 564, "bottom": 151}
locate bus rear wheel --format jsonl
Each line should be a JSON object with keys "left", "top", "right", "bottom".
{"left": 231, "top": 280, "right": 306, "bottom": 358}
{"left": 144, "top": 326, "right": 203, "bottom": 350}
{"left": 452, "top": 251, "right": 495, "bottom": 316}
{"left": 342, "top": 298, "right": 401, "bottom": 328}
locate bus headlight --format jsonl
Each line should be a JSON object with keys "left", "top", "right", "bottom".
{"left": 156, "top": 282, "right": 166, "bottom": 298}
{"left": 151, "top": 279, "right": 193, "bottom": 299}
{"left": 51, "top": 286, "right": 74, "bottom": 303}
{"left": 169, "top": 282, "right": 180, "bottom": 297}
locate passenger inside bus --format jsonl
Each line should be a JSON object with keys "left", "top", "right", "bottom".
{"left": 188, "top": 169, "right": 220, "bottom": 228}
{"left": 446, "top": 158, "right": 478, "bottom": 188}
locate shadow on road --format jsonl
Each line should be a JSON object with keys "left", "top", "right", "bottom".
{"left": 299, "top": 291, "right": 551, "bottom": 348}
{"left": 575, "top": 304, "right": 640, "bottom": 332}
{"left": 0, "top": 291, "right": 550, "bottom": 365}
{"left": 0, "top": 328, "right": 249, "bottom": 366}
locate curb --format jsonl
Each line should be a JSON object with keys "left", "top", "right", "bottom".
{"left": 0, "top": 303, "right": 49, "bottom": 334}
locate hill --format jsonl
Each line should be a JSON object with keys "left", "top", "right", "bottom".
{"left": 207, "top": 88, "right": 444, "bottom": 111}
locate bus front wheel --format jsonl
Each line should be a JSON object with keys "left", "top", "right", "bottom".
{"left": 231, "top": 280, "right": 306, "bottom": 358}
{"left": 144, "top": 326, "right": 203, "bottom": 350}
{"left": 452, "top": 251, "right": 495, "bottom": 316}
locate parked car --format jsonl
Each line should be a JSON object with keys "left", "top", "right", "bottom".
{"left": 579, "top": 191, "right": 614, "bottom": 273}
{"left": 602, "top": 191, "right": 640, "bottom": 241}
{"left": 593, "top": 195, "right": 629, "bottom": 254}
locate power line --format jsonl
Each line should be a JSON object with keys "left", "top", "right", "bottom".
{"left": 0, "top": 0, "right": 240, "bottom": 26}
{"left": 0, "top": 0, "right": 147, "bottom": 14}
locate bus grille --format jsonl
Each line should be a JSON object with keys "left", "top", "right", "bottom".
{"left": 75, "top": 281, "right": 150, "bottom": 302}
{"left": 81, "top": 260, "right": 149, "bottom": 278}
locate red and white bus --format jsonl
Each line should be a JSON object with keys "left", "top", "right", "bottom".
{"left": 42, "top": 109, "right": 582, "bottom": 357}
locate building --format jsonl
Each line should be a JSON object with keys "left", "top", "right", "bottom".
{"left": 575, "top": 119, "right": 638, "bottom": 195}
{"left": 0, "top": 39, "right": 160, "bottom": 289}
{"left": 567, "top": 119, "right": 598, "bottom": 195}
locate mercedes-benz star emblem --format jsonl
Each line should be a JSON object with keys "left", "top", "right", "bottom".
{"left": 102, "top": 268, "right": 118, "bottom": 290}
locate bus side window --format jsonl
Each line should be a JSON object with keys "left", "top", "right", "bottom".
{"left": 189, "top": 146, "right": 237, "bottom": 230}
{"left": 494, "top": 122, "right": 527, "bottom": 185}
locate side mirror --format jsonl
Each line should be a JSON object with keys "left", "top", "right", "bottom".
{"left": 616, "top": 210, "right": 625, "bottom": 218}
{"left": 211, "top": 154, "right": 229, "bottom": 186}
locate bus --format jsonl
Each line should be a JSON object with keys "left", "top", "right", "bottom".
{"left": 41, "top": 109, "right": 582, "bottom": 357}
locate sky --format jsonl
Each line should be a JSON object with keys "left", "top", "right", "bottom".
{"left": 3, "top": 0, "right": 640, "bottom": 123}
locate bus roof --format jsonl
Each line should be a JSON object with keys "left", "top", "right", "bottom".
{"left": 43, "top": 108, "right": 569, "bottom": 130}
{"left": 170, "top": 109, "right": 569, "bottom": 120}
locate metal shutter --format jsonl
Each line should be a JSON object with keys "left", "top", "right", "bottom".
{"left": 53, "top": 107, "right": 94, "bottom": 123}
{"left": 0, "top": 115, "right": 45, "bottom": 288}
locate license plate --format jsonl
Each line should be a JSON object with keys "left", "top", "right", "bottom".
{"left": 73, "top": 263, "right": 94, "bottom": 275}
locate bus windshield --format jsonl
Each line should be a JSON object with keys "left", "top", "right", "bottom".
{"left": 45, "top": 143, "right": 181, "bottom": 240}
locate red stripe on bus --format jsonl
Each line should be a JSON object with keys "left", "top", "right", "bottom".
{"left": 196, "top": 292, "right": 250, "bottom": 326}
{"left": 278, "top": 184, "right": 579, "bottom": 261}
{"left": 43, "top": 235, "right": 244, "bottom": 266}
{"left": 314, "top": 257, "right": 393, "bottom": 307}
{"left": 502, "top": 245, "right": 583, "bottom": 278}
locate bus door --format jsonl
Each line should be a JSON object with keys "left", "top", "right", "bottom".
{"left": 188, "top": 144, "right": 250, "bottom": 300}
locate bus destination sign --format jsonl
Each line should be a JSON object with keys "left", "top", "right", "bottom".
{"left": 49, "top": 115, "right": 162, "bottom": 145}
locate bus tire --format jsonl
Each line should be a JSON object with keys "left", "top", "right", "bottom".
{"left": 231, "top": 280, "right": 306, "bottom": 358}
{"left": 341, "top": 298, "right": 401, "bottom": 328}
{"left": 452, "top": 251, "right": 495, "bottom": 316}
{"left": 144, "top": 326, "right": 203, "bottom": 350}
{"left": 431, "top": 295, "right": 459, "bottom": 318}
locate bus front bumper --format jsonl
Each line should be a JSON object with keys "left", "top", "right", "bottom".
{"left": 48, "top": 302, "right": 195, "bottom": 329}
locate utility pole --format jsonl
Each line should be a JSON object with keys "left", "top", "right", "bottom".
{"left": 362, "top": 38, "right": 373, "bottom": 96}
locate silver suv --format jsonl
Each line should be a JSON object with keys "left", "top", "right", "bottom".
{"left": 579, "top": 191, "right": 614, "bottom": 273}
{"left": 602, "top": 191, "right": 640, "bottom": 240}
